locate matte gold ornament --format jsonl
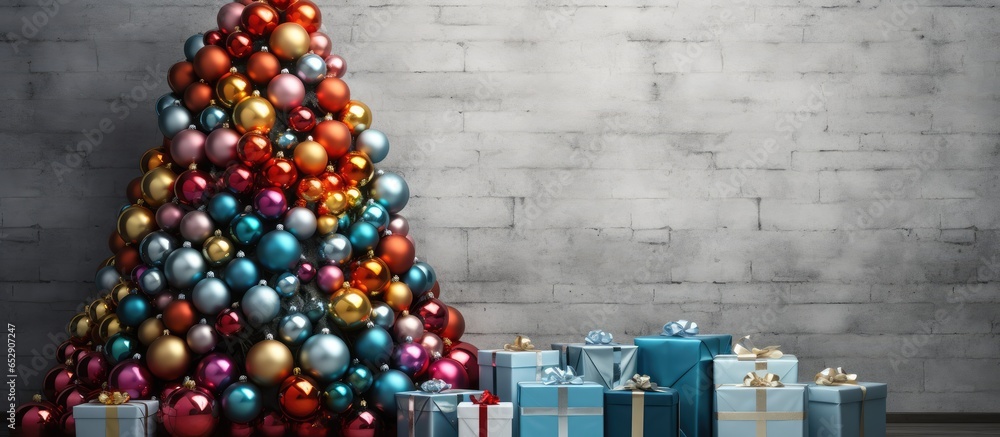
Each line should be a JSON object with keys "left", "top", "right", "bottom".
{"left": 216, "top": 72, "right": 253, "bottom": 108}
{"left": 269, "top": 22, "right": 310, "bottom": 61}
{"left": 140, "top": 148, "right": 167, "bottom": 173}
{"left": 292, "top": 140, "right": 328, "bottom": 176}
{"left": 140, "top": 166, "right": 177, "bottom": 208}
{"left": 246, "top": 338, "right": 294, "bottom": 386}
{"left": 328, "top": 287, "right": 371, "bottom": 330}
{"left": 338, "top": 100, "right": 372, "bottom": 135}
{"left": 118, "top": 204, "right": 157, "bottom": 244}
{"left": 383, "top": 281, "right": 413, "bottom": 312}
{"left": 232, "top": 93, "right": 276, "bottom": 134}
{"left": 316, "top": 215, "right": 338, "bottom": 236}
{"left": 68, "top": 313, "right": 92, "bottom": 339}
{"left": 138, "top": 317, "right": 166, "bottom": 345}
{"left": 202, "top": 234, "right": 235, "bottom": 267}
{"left": 146, "top": 334, "right": 191, "bottom": 380}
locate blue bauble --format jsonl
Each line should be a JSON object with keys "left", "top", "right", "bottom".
{"left": 303, "top": 298, "right": 326, "bottom": 323}
{"left": 208, "top": 192, "right": 241, "bottom": 225}
{"left": 277, "top": 312, "right": 312, "bottom": 346}
{"left": 155, "top": 93, "right": 181, "bottom": 116}
{"left": 317, "top": 233, "right": 352, "bottom": 265}
{"left": 229, "top": 214, "right": 264, "bottom": 246}
{"left": 322, "top": 382, "right": 353, "bottom": 414}
{"left": 273, "top": 272, "right": 300, "bottom": 298}
{"left": 103, "top": 333, "right": 136, "bottom": 365}
{"left": 359, "top": 202, "right": 389, "bottom": 233}
{"left": 402, "top": 264, "right": 430, "bottom": 296}
{"left": 158, "top": 104, "right": 192, "bottom": 139}
{"left": 337, "top": 214, "right": 352, "bottom": 232}
{"left": 138, "top": 268, "right": 167, "bottom": 296}
{"left": 369, "top": 369, "right": 414, "bottom": 415}
{"left": 294, "top": 53, "right": 327, "bottom": 84}
{"left": 183, "top": 33, "right": 205, "bottom": 61}
{"left": 138, "top": 231, "right": 177, "bottom": 268}
{"left": 192, "top": 277, "right": 232, "bottom": 315}
{"left": 221, "top": 380, "right": 263, "bottom": 424}
{"left": 241, "top": 284, "right": 281, "bottom": 327}
{"left": 275, "top": 130, "right": 298, "bottom": 152}
{"left": 355, "top": 129, "right": 390, "bottom": 163}
{"left": 256, "top": 230, "right": 302, "bottom": 272}
{"left": 348, "top": 222, "right": 380, "bottom": 254}
{"left": 224, "top": 257, "right": 260, "bottom": 295}
{"left": 414, "top": 262, "right": 437, "bottom": 291}
{"left": 344, "top": 362, "right": 374, "bottom": 394}
{"left": 299, "top": 333, "right": 351, "bottom": 383}
{"left": 353, "top": 326, "right": 394, "bottom": 365}
{"left": 96, "top": 265, "right": 121, "bottom": 292}
{"left": 370, "top": 301, "right": 395, "bottom": 330}
{"left": 164, "top": 247, "right": 207, "bottom": 289}
{"left": 116, "top": 294, "right": 152, "bottom": 327}
{"left": 199, "top": 105, "right": 228, "bottom": 132}
{"left": 369, "top": 171, "right": 410, "bottom": 214}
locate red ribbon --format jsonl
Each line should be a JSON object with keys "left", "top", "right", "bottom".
{"left": 471, "top": 391, "right": 499, "bottom": 436}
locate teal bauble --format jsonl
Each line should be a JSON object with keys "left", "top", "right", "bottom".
{"left": 229, "top": 213, "right": 264, "bottom": 246}
{"left": 104, "top": 333, "right": 137, "bottom": 365}
{"left": 322, "top": 382, "right": 353, "bottom": 414}
{"left": 256, "top": 229, "right": 302, "bottom": 272}
{"left": 359, "top": 202, "right": 389, "bottom": 233}
{"left": 208, "top": 192, "right": 241, "bottom": 225}
{"left": 402, "top": 264, "right": 430, "bottom": 297}
{"left": 344, "top": 362, "right": 373, "bottom": 394}
{"left": 221, "top": 379, "right": 263, "bottom": 424}
{"left": 353, "top": 326, "right": 393, "bottom": 365}
{"left": 116, "top": 294, "right": 152, "bottom": 327}
{"left": 369, "top": 369, "right": 414, "bottom": 415}
{"left": 199, "top": 105, "right": 228, "bottom": 132}
{"left": 223, "top": 257, "right": 259, "bottom": 295}
{"left": 347, "top": 222, "right": 379, "bottom": 254}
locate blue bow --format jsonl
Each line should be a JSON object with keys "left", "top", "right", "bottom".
{"left": 661, "top": 320, "right": 699, "bottom": 337}
{"left": 585, "top": 330, "right": 616, "bottom": 345}
{"left": 542, "top": 366, "right": 584, "bottom": 385}
{"left": 419, "top": 379, "right": 452, "bottom": 393}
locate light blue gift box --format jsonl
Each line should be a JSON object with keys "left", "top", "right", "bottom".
{"left": 478, "top": 349, "right": 560, "bottom": 434}
{"left": 396, "top": 389, "right": 485, "bottom": 437}
{"left": 807, "top": 382, "right": 888, "bottom": 437}
{"left": 518, "top": 381, "right": 604, "bottom": 437}
{"left": 714, "top": 384, "right": 807, "bottom": 437}
{"left": 713, "top": 355, "right": 799, "bottom": 385}
{"left": 550, "top": 343, "right": 638, "bottom": 390}
{"left": 73, "top": 399, "right": 159, "bottom": 437}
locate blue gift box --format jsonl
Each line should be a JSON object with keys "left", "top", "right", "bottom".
{"left": 550, "top": 343, "right": 638, "bottom": 390}
{"left": 518, "top": 382, "right": 604, "bottom": 437}
{"left": 714, "top": 384, "right": 807, "bottom": 437}
{"left": 635, "top": 334, "right": 732, "bottom": 437}
{"left": 807, "top": 382, "right": 888, "bottom": 437}
{"left": 396, "top": 389, "right": 486, "bottom": 437}
{"left": 605, "top": 388, "right": 679, "bottom": 437}
{"left": 478, "top": 349, "right": 560, "bottom": 435}
{"left": 713, "top": 355, "right": 799, "bottom": 385}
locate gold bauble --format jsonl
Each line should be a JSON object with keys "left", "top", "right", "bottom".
{"left": 91, "top": 314, "right": 123, "bottom": 345}
{"left": 269, "top": 22, "right": 310, "bottom": 61}
{"left": 345, "top": 186, "right": 364, "bottom": 209}
{"left": 146, "top": 334, "right": 191, "bottom": 380}
{"left": 110, "top": 282, "right": 133, "bottom": 307}
{"left": 316, "top": 215, "right": 338, "bottom": 236}
{"left": 383, "top": 281, "right": 413, "bottom": 312}
{"left": 339, "top": 100, "right": 372, "bottom": 135}
{"left": 68, "top": 313, "right": 92, "bottom": 339}
{"left": 87, "top": 298, "right": 111, "bottom": 322}
{"left": 216, "top": 72, "right": 253, "bottom": 108}
{"left": 246, "top": 339, "right": 294, "bottom": 386}
{"left": 323, "top": 191, "right": 349, "bottom": 216}
{"left": 138, "top": 318, "right": 166, "bottom": 345}
{"left": 232, "top": 94, "right": 276, "bottom": 134}
{"left": 328, "top": 288, "right": 371, "bottom": 330}
{"left": 292, "top": 140, "right": 328, "bottom": 176}
{"left": 140, "top": 147, "right": 167, "bottom": 173}
{"left": 202, "top": 235, "right": 235, "bottom": 267}
{"left": 117, "top": 205, "right": 157, "bottom": 244}
{"left": 140, "top": 166, "right": 177, "bottom": 208}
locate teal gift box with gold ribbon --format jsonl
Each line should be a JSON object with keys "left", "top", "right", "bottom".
{"left": 807, "top": 368, "right": 888, "bottom": 437}
{"left": 517, "top": 367, "right": 604, "bottom": 437}
{"left": 714, "top": 373, "right": 807, "bottom": 437}
{"left": 73, "top": 398, "right": 159, "bottom": 437}
{"left": 604, "top": 375, "right": 679, "bottom": 437}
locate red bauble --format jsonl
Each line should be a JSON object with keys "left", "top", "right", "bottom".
{"left": 446, "top": 345, "right": 479, "bottom": 388}
{"left": 174, "top": 169, "right": 213, "bottom": 207}
{"left": 427, "top": 357, "right": 470, "bottom": 389}
{"left": 258, "top": 411, "right": 290, "bottom": 437}
{"left": 267, "top": 0, "right": 297, "bottom": 11}
{"left": 203, "top": 30, "right": 225, "bottom": 46}
{"left": 56, "top": 384, "right": 95, "bottom": 412}
{"left": 56, "top": 340, "right": 87, "bottom": 364}
{"left": 223, "top": 163, "right": 255, "bottom": 195}
{"left": 168, "top": 61, "right": 198, "bottom": 93}
{"left": 160, "top": 382, "right": 184, "bottom": 402}
{"left": 340, "top": 407, "right": 383, "bottom": 437}
{"left": 261, "top": 158, "right": 299, "bottom": 189}
{"left": 228, "top": 422, "right": 255, "bottom": 437}
{"left": 287, "top": 106, "right": 317, "bottom": 132}
{"left": 241, "top": 2, "right": 280, "bottom": 37}
{"left": 126, "top": 176, "right": 143, "bottom": 204}
{"left": 293, "top": 416, "right": 331, "bottom": 437}
{"left": 237, "top": 132, "right": 273, "bottom": 167}
{"left": 114, "top": 246, "right": 142, "bottom": 277}
{"left": 14, "top": 396, "right": 59, "bottom": 437}
{"left": 58, "top": 411, "right": 76, "bottom": 436}
{"left": 315, "top": 78, "right": 350, "bottom": 114}
{"left": 376, "top": 234, "right": 416, "bottom": 275}
{"left": 278, "top": 373, "right": 322, "bottom": 421}
{"left": 414, "top": 298, "right": 450, "bottom": 335}
{"left": 246, "top": 52, "right": 281, "bottom": 86}
{"left": 319, "top": 171, "right": 344, "bottom": 194}
{"left": 193, "top": 45, "right": 232, "bottom": 83}
{"left": 163, "top": 299, "right": 198, "bottom": 335}
{"left": 285, "top": 0, "right": 322, "bottom": 33}
{"left": 225, "top": 31, "right": 255, "bottom": 59}
{"left": 108, "top": 230, "right": 127, "bottom": 255}
{"left": 183, "top": 81, "right": 214, "bottom": 113}
{"left": 312, "top": 120, "right": 352, "bottom": 160}
{"left": 75, "top": 351, "right": 110, "bottom": 389}
{"left": 160, "top": 384, "right": 218, "bottom": 437}
{"left": 429, "top": 281, "right": 441, "bottom": 299}
{"left": 215, "top": 308, "right": 244, "bottom": 337}
{"left": 42, "top": 365, "right": 74, "bottom": 402}
{"left": 440, "top": 305, "right": 466, "bottom": 342}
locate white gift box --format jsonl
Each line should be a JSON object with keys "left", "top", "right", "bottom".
{"left": 73, "top": 399, "right": 158, "bottom": 437}
{"left": 457, "top": 401, "right": 514, "bottom": 437}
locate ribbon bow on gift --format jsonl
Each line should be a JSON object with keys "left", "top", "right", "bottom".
{"left": 419, "top": 379, "right": 452, "bottom": 393}
{"left": 98, "top": 390, "right": 131, "bottom": 405}
{"left": 542, "top": 366, "right": 584, "bottom": 385}
{"left": 616, "top": 374, "right": 660, "bottom": 392}
{"left": 734, "top": 336, "right": 783, "bottom": 361}
{"left": 503, "top": 335, "right": 535, "bottom": 351}
{"left": 743, "top": 372, "right": 784, "bottom": 388}
{"left": 471, "top": 390, "right": 500, "bottom": 406}
{"left": 661, "top": 320, "right": 699, "bottom": 337}
{"left": 585, "top": 330, "right": 616, "bottom": 345}
{"left": 815, "top": 367, "right": 859, "bottom": 387}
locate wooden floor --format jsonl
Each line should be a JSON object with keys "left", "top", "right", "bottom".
{"left": 888, "top": 424, "right": 1000, "bottom": 435}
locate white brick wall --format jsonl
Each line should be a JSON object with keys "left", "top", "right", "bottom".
{"left": 1, "top": 0, "right": 998, "bottom": 412}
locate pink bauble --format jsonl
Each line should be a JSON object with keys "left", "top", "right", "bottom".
{"left": 74, "top": 352, "right": 109, "bottom": 389}
{"left": 309, "top": 32, "right": 333, "bottom": 58}
{"left": 161, "top": 386, "right": 218, "bottom": 437}
{"left": 387, "top": 214, "right": 409, "bottom": 236}
{"left": 324, "top": 54, "right": 346, "bottom": 78}
{"left": 393, "top": 314, "right": 424, "bottom": 343}
{"left": 194, "top": 353, "right": 239, "bottom": 395}
{"left": 180, "top": 210, "right": 215, "bottom": 245}
{"left": 253, "top": 187, "right": 287, "bottom": 219}
{"left": 420, "top": 332, "right": 444, "bottom": 359}
{"left": 315, "top": 265, "right": 344, "bottom": 293}
{"left": 391, "top": 342, "right": 429, "bottom": 378}
{"left": 174, "top": 169, "right": 213, "bottom": 207}
{"left": 156, "top": 293, "right": 176, "bottom": 310}
{"left": 266, "top": 73, "right": 306, "bottom": 111}
{"left": 156, "top": 203, "right": 187, "bottom": 233}
{"left": 427, "top": 358, "right": 470, "bottom": 389}
{"left": 223, "top": 163, "right": 255, "bottom": 195}
{"left": 107, "top": 359, "right": 154, "bottom": 399}
{"left": 297, "top": 262, "right": 317, "bottom": 283}
{"left": 205, "top": 128, "right": 241, "bottom": 167}
{"left": 170, "top": 129, "right": 208, "bottom": 167}
{"left": 217, "top": 2, "right": 246, "bottom": 34}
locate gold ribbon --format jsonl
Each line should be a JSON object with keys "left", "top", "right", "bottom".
{"left": 734, "top": 336, "right": 783, "bottom": 362}
{"left": 815, "top": 367, "right": 867, "bottom": 437}
{"left": 716, "top": 373, "right": 804, "bottom": 437}
{"left": 743, "top": 372, "right": 783, "bottom": 388}
{"left": 613, "top": 375, "right": 664, "bottom": 437}
{"left": 98, "top": 391, "right": 131, "bottom": 405}
{"left": 503, "top": 335, "right": 535, "bottom": 351}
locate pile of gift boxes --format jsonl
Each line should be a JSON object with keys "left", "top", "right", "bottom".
{"left": 395, "top": 320, "right": 888, "bottom": 437}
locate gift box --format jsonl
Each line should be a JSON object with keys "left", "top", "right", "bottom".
{"left": 478, "top": 338, "right": 560, "bottom": 435}
{"left": 604, "top": 377, "right": 679, "bottom": 437}
{"left": 73, "top": 399, "right": 159, "bottom": 437}
{"left": 518, "top": 380, "right": 604, "bottom": 437}
{"left": 713, "top": 336, "right": 798, "bottom": 385}
{"left": 458, "top": 398, "right": 514, "bottom": 437}
{"left": 634, "top": 321, "right": 731, "bottom": 437}
{"left": 714, "top": 381, "right": 807, "bottom": 437}
{"left": 807, "top": 368, "right": 888, "bottom": 437}
{"left": 396, "top": 388, "right": 485, "bottom": 437}
{"left": 550, "top": 343, "right": 638, "bottom": 391}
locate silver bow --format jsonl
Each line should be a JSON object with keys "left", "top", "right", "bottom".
{"left": 541, "top": 366, "right": 584, "bottom": 385}
{"left": 661, "top": 320, "right": 699, "bottom": 337}
{"left": 419, "top": 379, "right": 452, "bottom": 393}
{"left": 616, "top": 374, "right": 659, "bottom": 392}
{"left": 585, "top": 329, "right": 615, "bottom": 345}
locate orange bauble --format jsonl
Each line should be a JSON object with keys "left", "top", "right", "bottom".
{"left": 293, "top": 141, "right": 328, "bottom": 176}
{"left": 312, "top": 120, "right": 352, "bottom": 160}
{"left": 337, "top": 152, "right": 373, "bottom": 187}
{"left": 262, "top": 157, "right": 299, "bottom": 189}
{"left": 349, "top": 257, "right": 391, "bottom": 295}
{"left": 376, "top": 234, "right": 416, "bottom": 275}
{"left": 285, "top": 0, "right": 323, "bottom": 33}
{"left": 296, "top": 177, "right": 326, "bottom": 203}
{"left": 168, "top": 61, "right": 198, "bottom": 93}
{"left": 193, "top": 45, "right": 232, "bottom": 83}
{"left": 246, "top": 52, "right": 281, "bottom": 86}
{"left": 383, "top": 281, "right": 413, "bottom": 312}
{"left": 278, "top": 372, "right": 321, "bottom": 420}
{"left": 162, "top": 300, "right": 198, "bottom": 335}
{"left": 315, "top": 78, "right": 350, "bottom": 114}
{"left": 183, "top": 81, "right": 213, "bottom": 113}
{"left": 440, "top": 306, "right": 466, "bottom": 342}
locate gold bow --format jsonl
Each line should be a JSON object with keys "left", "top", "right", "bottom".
{"left": 815, "top": 367, "right": 858, "bottom": 386}
{"left": 503, "top": 335, "right": 535, "bottom": 351}
{"left": 620, "top": 374, "right": 659, "bottom": 391}
{"left": 743, "top": 372, "right": 784, "bottom": 387}
{"left": 734, "top": 336, "right": 783, "bottom": 361}
{"left": 98, "top": 390, "right": 131, "bottom": 405}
